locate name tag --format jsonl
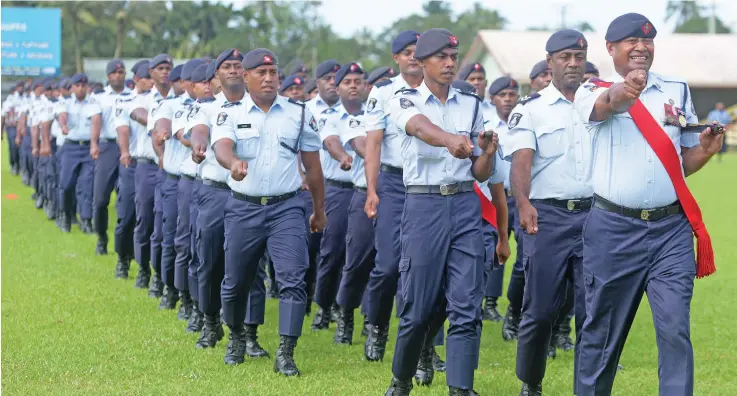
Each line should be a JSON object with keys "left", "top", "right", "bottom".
{"left": 237, "top": 123, "right": 251, "bottom": 129}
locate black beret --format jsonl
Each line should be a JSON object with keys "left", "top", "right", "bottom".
{"left": 135, "top": 62, "right": 151, "bottom": 79}
{"left": 414, "top": 28, "right": 459, "bottom": 60}
{"left": 131, "top": 60, "right": 148, "bottom": 75}
{"left": 51, "top": 81, "right": 61, "bottom": 90}
{"left": 392, "top": 30, "right": 421, "bottom": 54}
{"left": 70, "top": 73, "right": 89, "bottom": 85}
{"left": 205, "top": 62, "right": 217, "bottom": 81}
{"left": 279, "top": 74, "right": 306, "bottom": 93}
{"left": 15, "top": 81, "right": 24, "bottom": 88}
{"left": 169, "top": 64, "right": 184, "bottom": 82}
{"left": 316, "top": 60, "right": 341, "bottom": 79}
{"left": 488, "top": 76, "right": 519, "bottom": 96}
{"left": 305, "top": 79, "right": 317, "bottom": 94}
{"left": 125, "top": 79, "right": 135, "bottom": 89}
{"left": 606, "top": 13, "right": 657, "bottom": 42}
{"left": 278, "top": 68, "right": 286, "bottom": 81}
{"left": 59, "top": 78, "right": 71, "bottom": 90}
{"left": 289, "top": 63, "right": 309, "bottom": 75}
{"left": 182, "top": 59, "right": 207, "bottom": 81}
{"left": 529, "top": 60, "right": 550, "bottom": 79}
{"left": 458, "top": 62, "right": 485, "bottom": 81}
{"left": 44, "top": 80, "right": 55, "bottom": 91}
{"left": 585, "top": 61, "right": 599, "bottom": 75}
{"left": 367, "top": 66, "right": 396, "bottom": 84}
{"left": 214, "top": 48, "right": 244, "bottom": 71}
{"left": 334, "top": 62, "right": 364, "bottom": 86}
{"left": 451, "top": 80, "right": 476, "bottom": 95}
{"left": 191, "top": 64, "right": 209, "bottom": 83}
{"left": 32, "top": 80, "right": 44, "bottom": 89}
{"left": 546, "top": 29, "right": 588, "bottom": 53}
{"left": 106, "top": 59, "right": 125, "bottom": 75}
{"left": 242, "top": 48, "right": 277, "bottom": 70}
{"left": 149, "top": 53, "right": 173, "bottom": 69}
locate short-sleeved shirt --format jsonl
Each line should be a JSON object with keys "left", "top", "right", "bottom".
{"left": 128, "top": 87, "right": 175, "bottom": 161}
{"left": 388, "top": 82, "right": 483, "bottom": 187}
{"left": 324, "top": 108, "right": 367, "bottom": 188}
{"left": 574, "top": 72, "right": 699, "bottom": 208}
{"left": 504, "top": 83, "right": 593, "bottom": 200}
{"left": 114, "top": 92, "right": 149, "bottom": 157}
{"left": 364, "top": 75, "right": 413, "bottom": 168}
{"left": 317, "top": 104, "right": 359, "bottom": 183}
{"left": 179, "top": 95, "right": 221, "bottom": 178}
{"left": 158, "top": 94, "right": 195, "bottom": 175}
{"left": 185, "top": 92, "right": 233, "bottom": 182}
{"left": 64, "top": 95, "right": 103, "bottom": 141}
{"left": 91, "top": 85, "right": 131, "bottom": 140}
{"left": 210, "top": 95, "right": 321, "bottom": 196}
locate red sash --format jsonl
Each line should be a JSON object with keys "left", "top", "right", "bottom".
{"left": 591, "top": 79, "right": 715, "bottom": 278}
{"left": 474, "top": 183, "right": 498, "bottom": 229}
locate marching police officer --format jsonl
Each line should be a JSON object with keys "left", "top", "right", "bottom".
{"left": 90, "top": 59, "right": 130, "bottom": 254}
{"left": 574, "top": 13, "right": 721, "bottom": 396}
{"left": 458, "top": 62, "right": 496, "bottom": 121}
{"left": 384, "top": 28, "right": 498, "bottom": 396}
{"left": 583, "top": 61, "right": 599, "bottom": 81}
{"left": 211, "top": 48, "right": 326, "bottom": 374}
{"left": 169, "top": 64, "right": 185, "bottom": 96}
{"left": 305, "top": 79, "right": 318, "bottom": 101}
{"left": 279, "top": 74, "right": 307, "bottom": 101}
{"left": 504, "top": 29, "right": 591, "bottom": 396}
{"left": 289, "top": 62, "right": 309, "bottom": 79}
{"left": 5, "top": 82, "right": 25, "bottom": 175}
{"left": 528, "top": 61, "right": 552, "bottom": 93}
{"left": 363, "top": 29, "right": 422, "bottom": 361}
{"left": 366, "top": 66, "right": 396, "bottom": 88}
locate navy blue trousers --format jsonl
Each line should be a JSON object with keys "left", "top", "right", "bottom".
{"left": 222, "top": 194, "right": 307, "bottom": 336}
{"left": 299, "top": 189, "right": 322, "bottom": 304}
{"left": 174, "top": 176, "right": 193, "bottom": 294}
{"left": 314, "top": 185, "right": 352, "bottom": 310}
{"left": 6, "top": 126, "right": 19, "bottom": 167}
{"left": 196, "top": 183, "right": 229, "bottom": 316}
{"left": 506, "top": 195, "right": 525, "bottom": 314}
{"left": 365, "top": 171, "right": 404, "bottom": 327}
{"left": 188, "top": 180, "right": 201, "bottom": 301}
{"left": 20, "top": 132, "right": 32, "bottom": 180}
{"left": 483, "top": 223, "right": 503, "bottom": 298}
{"left": 515, "top": 202, "right": 587, "bottom": 386}
{"left": 134, "top": 161, "right": 158, "bottom": 271}
{"left": 336, "top": 190, "right": 376, "bottom": 310}
{"left": 93, "top": 141, "right": 120, "bottom": 242}
{"left": 160, "top": 174, "right": 179, "bottom": 289}
{"left": 392, "top": 192, "right": 485, "bottom": 390}
{"left": 151, "top": 169, "right": 165, "bottom": 278}
{"left": 577, "top": 207, "right": 695, "bottom": 396}
{"left": 115, "top": 162, "right": 136, "bottom": 259}
{"left": 60, "top": 143, "right": 93, "bottom": 220}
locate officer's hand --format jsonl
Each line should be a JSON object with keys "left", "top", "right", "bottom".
{"left": 230, "top": 160, "right": 248, "bottom": 181}
{"left": 120, "top": 151, "right": 132, "bottom": 168}
{"left": 300, "top": 174, "right": 309, "bottom": 191}
{"left": 623, "top": 69, "right": 647, "bottom": 99}
{"left": 364, "top": 192, "right": 379, "bottom": 219}
{"left": 40, "top": 145, "right": 51, "bottom": 157}
{"left": 32, "top": 147, "right": 39, "bottom": 157}
{"left": 309, "top": 210, "right": 327, "bottom": 233}
{"left": 339, "top": 154, "right": 353, "bottom": 171}
{"left": 699, "top": 121, "right": 725, "bottom": 155}
{"left": 518, "top": 201, "right": 539, "bottom": 235}
{"left": 478, "top": 131, "right": 499, "bottom": 155}
{"left": 14, "top": 134, "right": 21, "bottom": 145}
{"left": 496, "top": 239, "right": 511, "bottom": 264}
{"left": 159, "top": 131, "right": 169, "bottom": 144}
{"left": 446, "top": 134, "right": 474, "bottom": 159}
{"left": 90, "top": 144, "right": 99, "bottom": 160}
{"left": 158, "top": 155, "right": 164, "bottom": 169}
{"left": 191, "top": 142, "right": 206, "bottom": 164}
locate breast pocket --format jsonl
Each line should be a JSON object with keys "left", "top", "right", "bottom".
{"left": 277, "top": 123, "right": 300, "bottom": 159}
{"left": 234, "top": 128, "right": 260, "bottom": 160}
{"left": 414, "top": 139, "right": 444, "bottom": 160}
{"left": 534, "top": 125, "right": 566, "bottom": 159}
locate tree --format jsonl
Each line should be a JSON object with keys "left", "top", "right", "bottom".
{"left": 666, "top": 0, "right": 732, "bottom": 34}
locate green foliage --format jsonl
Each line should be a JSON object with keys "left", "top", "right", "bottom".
{"left": 666, "top": 0, "right": 732, "bottom": 34}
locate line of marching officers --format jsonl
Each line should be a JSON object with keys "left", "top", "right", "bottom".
{"left": 1, "top": 12, "right": 724, "bottom": 396}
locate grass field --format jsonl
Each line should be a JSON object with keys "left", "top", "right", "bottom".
{"left": 2, "top": 146, "right": 737, "bottom": 396}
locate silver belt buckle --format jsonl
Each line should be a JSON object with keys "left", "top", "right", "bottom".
{"left": 567, "top": 200, "right": 575, "bottom": 211}
{"left": 640, "top": 210, "right": 650, "bottom": 221}
{"left": 439, "top": 184, "right": 458, "bottom": 196}
{"left": 440, "top": 184, "right": 449, "bottom": 195}
{"left": 260, "top": 197, "right": 269, "bottom": 205}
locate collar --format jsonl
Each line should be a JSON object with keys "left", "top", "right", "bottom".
{"left": 105, "top": 85, "right": 132, "bottom": 95}
{"left": 607, "top": 71, "right": 664, "bottom": 92}
{"left": 152, "top": 86, "right": 174, "bottom": 100}
{"left": 393, "top": 74, "right": 411, "bottom": 90}
{"left": 417, "top": 82, "right": 459, "bottom": 105}
{"left": 488, "top": 110, "right": 505, "bottom": 129}
{"left": 334, "top": 103, "right": 366, "bottom": 119}
{"left": 316, "top": 94, "right": 341, "bottom": 110}
{"left": 540, "top": 83, "right": 570, "bottom": 105}
{"left": 244, "top": 94, "right": 283, "bottom": 113}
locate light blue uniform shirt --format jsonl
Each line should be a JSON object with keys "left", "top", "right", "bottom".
{"left": 114, "top": 91, "right": 148, "bottom": 156}
{"left": 180, "top": 95, "right": 220, "bottom": 178}
{"left": 706, "top": 109, "right": 732, "bottom": 126}
{"left": 306, "top": 94, "right": 341, "bottom": 118}
{"left": 364, "top": 75, "right": 412, "bottom": 169}
{"left": 156, "top": 93, "right": 194, "bottom": 175}
{"left": 484, "top": 107, "right": 512, "bottom": 190}
{"left": 505, "top": 83, "right": 593, "bottom": 200}
{"left": 188, "top": 92, "right": 234, "bottom": 182}
{"left": 92, "top": 85, "right": 131, "bottom": 140}
{"left": 317, "top": 104, "right": 359, "bottom": 183}
{"left": 388, "top": 82, "right": 483, "bottom": 187}
{"left": 574, "top": 72, "right": 700, "bottom": 208}
{"left": 324, "top": 110, "right": 367, "bottom": 188}
{"left": 130, "top": 87, "right": 175, "bottom": 161}
{"left": 211, "top": 94, "right": 321, "bottom": 196}
{"left": 64, "top": 95, "right": 102, "bottom": 141}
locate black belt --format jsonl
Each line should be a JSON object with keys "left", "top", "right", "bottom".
{"left": 532, "top": 198, "right": 593, "bottom": 211}
{"left": 195, "top": 176, "right": 203, "bottom": 181}
{"left": 202, "top": 179, "right": 229, "bottom": 190}
{"left": 380, "top": 164, "right": 403, "bottom": 175}
{"left": 231, "top": 190, "right": 299, "bottom": 206}
{"left": 101, "top": 138, "right": 116, "bottom": 143}
{"left": 181, "top": 174, "right": 195, "bottom": 181}
{"left": 406, "top": 181, "right": 475, "bottom": 196}
{"left": 166, "top": 172, "right": 180, "bottom": 180}
{"left": 593, "top": 194, "right": 682, "bottom": 222}
{"left": 134, "top": 157, "right": 156, "bottom": 165}
{"left": 326, "top": 179, "right": 353, "bottom": 189}
{"left": 66, "top": 139, "right": 90, "bottom": 146}
{"left": 354, "top": 186, "right": 367, "bottom": 193}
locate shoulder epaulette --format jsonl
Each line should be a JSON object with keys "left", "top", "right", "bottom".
{"left": 222, "top": 101, "right": 240, "bottom": 108}
{"left": 517, "top": 92, "right": 541, "bottom": 105}
{"left": 197, "top": 97, "right": 216, "bottom": 103}
{"left": 287, "top": 97, "right": 305, "bottom": 107}
{"left": 375, "top": 80, "right": 392, "bottom": 88}
{"left": 457, "top": 90, "right": 481, "bottom": 102}
{"left": 395, "top": 88, "right": 417, "bottom": 95}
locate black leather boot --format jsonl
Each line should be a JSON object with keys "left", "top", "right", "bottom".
{"left": 195, "top": 313, "right": 223, "bottom": 348}
{"left": 502, "top": 306, "right": 521, "bottom": 341}
{"left": 414, "top": 344, "right": 434, "bottom": 386}
{"left": 148, "top": 275, "right": 163, "bottom": 298}
{"left": 482, "top": 297, "right": 503, "bottom": 322}
{"left": 384, "top": 377, "right": 413, "bottom": 396}
{"left": 330, "top": 302, "right": 340, "bottom": 323}
{"left": 333, "top": 307, "right": 354, "bottom": 345}
{"left": 95, "top": 239, "right": 108, "bottom": 255}
{"left": 178, "top": 291, "right": 192, "bottom": 320}
{"left": 223, "top": 325, "right": 247, "bottom": 365}
{"left": 186, "top": 301, "right": 204, "bottom": 333}
{"left": 273, "top": 335, "right": 300, "bottom": 376}
{"left": 449, "top": 387, "right": 480, "bottom": 396}
{"left": 361, "top": 315, "right": 371, "bottom": 337}
{"left": 364, "top": 323, "right": 389, "bottom": 362}
{"left": 158, "top": 286, "right": 179, "bottom": 310}
{"left": 311, "top": 307, "right": 330, "bottom": 331}
{"left": 520, "top": 382, "right": 542, "bottom": 396}
{"left": 115, "top": 256, "right": 130, "bottom": 279}
{"left": 432, "top": 347, "right": 446, "bottom": 372}
{"left": 244, "top": 324, "right": 269, "bottom": 358}
{"left": 135, "top": 265, "right": 151, "bottom": 289}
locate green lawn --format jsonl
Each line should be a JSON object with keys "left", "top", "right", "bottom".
{"left": 2, "top": 147, "right": 737, "bottom": 396}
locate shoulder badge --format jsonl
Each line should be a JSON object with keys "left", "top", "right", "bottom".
{"left": 318, "top": 118, "right": 327, "bottom": 131}
{"left": 395, "top": 88, "right": 417, "bottom": 95}
{"left": 287, "top": 97, "right": 305, "bottom": 107}
{"left": 508, "top": 113, "right": 523, "bottom": 128}
{"left": 174, "top": 110, "right": 184, "bottom": 119}
{"left": 309, "top": 116, "right": 318, "bottom": 132}
{"left": 399, "top": 97, "right": 414, "bottom": 109}
{"left": 115, "top": 108, "right": 123, "bottom": 117}
{"left": 517, "top": 92, "right": 541, "bottom": 105}
{"left": 367, "top": 98, "right": 378, "bottom": 112}
{"left": 457, "top": 90, "right": 481, "bottom": 102}
{"left": 375, "top": 79, "right": 392, "bottom": 88}
{"left": 216, "top": 112, "right": 228, "bottom": 126}
{"left": 349, "top": 118, "right": 361, "bottom": 128}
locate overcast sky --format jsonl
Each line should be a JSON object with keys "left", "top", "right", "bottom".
{"left": 225, "top": 0, "right": 737, "bottom": 37}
